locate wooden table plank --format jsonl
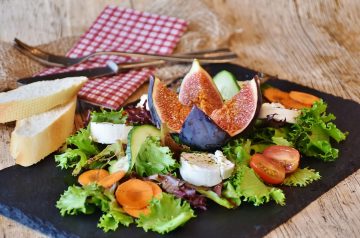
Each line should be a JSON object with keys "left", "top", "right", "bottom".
{"left": 1, "top": 0, "right": 359, "bottom": 237}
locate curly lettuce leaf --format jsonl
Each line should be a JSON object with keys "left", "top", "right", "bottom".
{"left": 56, "top": 184, "right": 133, "bottom": 232}
{"left": 135, "top": 136, "right": 178, "bottom": 176}
{"left": 136, "top": 193, "right": 195, "bottom": 234}
{"left": 230, "top": 165, "right": 285, "bottom": 206}
{"left": 55, "top": 149, "right": 88, "bottom": 176}
{"left": 56, "top": 185, "right": 95, "bottom": 216}
{"left": 289, "top": 100, "right": 347, "bottom": 161}
{"left": 222, "top": 139, "right": 252, "bottom": 166}
{"left": 283, "top": 167, "right": 321, "bottom": 187}
{"left": 91, "top": 108, "right": 127, "bottom": 124}
{"left": 98, "top": 203, "right": 133, "bottom": 232}
{"left": 66, "top": 128, "right": 99, "bottom": 156}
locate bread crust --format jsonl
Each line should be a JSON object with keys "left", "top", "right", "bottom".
{"left": 10, "top": 97, "right": 77, "bottom": 166}
{"left": 0, "top": 77, "right": 86, "bottom": 123}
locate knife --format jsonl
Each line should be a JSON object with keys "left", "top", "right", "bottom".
{"left": 17, "top": 60, "right": 165, "bottom": 85}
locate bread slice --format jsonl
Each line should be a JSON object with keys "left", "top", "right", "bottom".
{"left": 10, "top": 96, "right": 77, "bottom": 166}
{"left": 0, "top": 76, "right": 87, "bottom": 123}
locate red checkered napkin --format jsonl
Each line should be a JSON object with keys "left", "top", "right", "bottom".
{"left": 40, "top": 6, "right": 188, "bottom": 109}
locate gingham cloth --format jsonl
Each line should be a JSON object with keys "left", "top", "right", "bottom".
{"left": 39, "top": 6, "right": 188, "bottom": 109}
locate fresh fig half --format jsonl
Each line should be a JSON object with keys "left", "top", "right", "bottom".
{"left": 210, "top": 76, "right": 262, "bottom": 137}
{"left": 148, "top": 76, "right": 191, "bottom": 132}
{"left": 179, "top": 106, "right": 230, "bottom": 151}
{"left": 179, "top": 59, "right": 223, "bottom": 115}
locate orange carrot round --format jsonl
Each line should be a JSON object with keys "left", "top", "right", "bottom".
{"left": 97, "top": 170, "right": 126, "bottom": 188}
{"left": 78, "top": 169, "right": 109, "bottom": 186}
{"left": 289, "top": 91, "right": 320, "bottom": 106}
{"left": 263, "top": 87, "right": 289, "bottom": 103}
{"left": 145, "top": 181, "right": 162, "bottom": 199}
{"left": 115, "top": 179, "right": 153, "bottom": 209}
{"left": 123, "top": 206, "right": 150, "bottom": 218}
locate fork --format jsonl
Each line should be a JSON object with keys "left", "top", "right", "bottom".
{"left": 14, "top": 38, "right": 237, "bottom": 67}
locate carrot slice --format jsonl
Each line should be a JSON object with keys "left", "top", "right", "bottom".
{"left": 263, "top": 87, "right": 289, "bottom": 102}
{"left": 115, "top": 179, "right": 153, "bottom": 209}
{"left": 97, "top": 170, "right": 126, "bottom": 188}
{"left": 280, "top": 97, "right": 311, "bottom": 110}
{"left": 123, "top": 206, "right": 150, "bottom": 218}
{"left": 78, "top": 169, "right": 109, "bottom": 186}
{"left": 289, "top": 91, "right": 320, "bottom": 106}
{"left": 145, "top": 181, "right": 162, "bottom": 199}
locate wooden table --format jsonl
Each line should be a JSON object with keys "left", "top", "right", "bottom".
{"left": 1, "top": 0, "right": 359, "bottom": 237}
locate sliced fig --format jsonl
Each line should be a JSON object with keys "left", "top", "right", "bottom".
{"left": 210, "top": 77, "right": 262, "bottom": 137}
{"left": 179, "top": 59, "right": 223, "bottom": 115}
{"left": 148, "top": 76, "right": 191, "bottom": 132}
{"left": 179, "top": 106, "right": 230, "bottom": 151}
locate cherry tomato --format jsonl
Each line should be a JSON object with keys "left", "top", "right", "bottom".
{"left": 263, "top": 145, "right": 300, "bottom": 174}
{"left": 250, "top": 153, "right": 285, "bottom": 184}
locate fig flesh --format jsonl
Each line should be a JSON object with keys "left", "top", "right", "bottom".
{"left": 179, "top": 59, "right": 223, "bottom": 115}
{"left": 148, "top": 76, "right": 191, "bottom": 132}
{"left": 210, "top": 77, "right": 261, "bottom": 136}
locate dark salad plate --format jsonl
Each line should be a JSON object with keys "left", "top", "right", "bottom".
{"left": 1, "top": 63, "right": 360, "bottom": 238}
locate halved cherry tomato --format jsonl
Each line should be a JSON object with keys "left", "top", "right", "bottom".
{"left": 250, "top": 153, "right": 285, "bottom": 185}
{"left": 263, "top": 145, "right": 300, "bottom": 174}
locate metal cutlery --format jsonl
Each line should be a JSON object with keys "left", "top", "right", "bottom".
{"left": 14, "top": 38, "right": 237, "bottom": 67}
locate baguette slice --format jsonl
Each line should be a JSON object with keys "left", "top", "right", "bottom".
{"left": 10, "top": 96, "right": 77, "bottom": 166}
{"left": 0, "top": 76, "right": 87, "bottom": 123}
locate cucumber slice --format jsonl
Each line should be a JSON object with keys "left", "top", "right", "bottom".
{"left": 213, "top": 70, "right": 240, "bottom": 100}
{"left": 108, "top": 156, "right": 130, "bottom": 174}
{"left": 126, "top": 125, "right": 161, "bottom": 170}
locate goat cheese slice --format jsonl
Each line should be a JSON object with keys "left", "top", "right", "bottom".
{"left": 179, "top": 151, "right": 234, "bottom": 187}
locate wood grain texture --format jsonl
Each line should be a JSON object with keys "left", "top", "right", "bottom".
{"left": 0, "top": 0, "right": 359, "bottom": 237}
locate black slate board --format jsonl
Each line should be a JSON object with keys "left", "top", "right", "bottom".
{"left": 1, "top": 64, "right": 360, "bottom": 238}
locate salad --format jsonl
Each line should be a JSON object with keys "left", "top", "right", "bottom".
{"left": 54, "top": 60, "right": 347, "bottom": 234}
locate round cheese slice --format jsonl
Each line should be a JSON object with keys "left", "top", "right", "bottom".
{"left": 179, "top": 151, "right": 234, "bottom": 187}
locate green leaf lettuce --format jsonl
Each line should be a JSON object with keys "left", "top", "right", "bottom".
{"left": 135, "top": 136, "right": 178, "bottom": 176}
{"left": 91, "top": 108, "right": 128, "bottom": 124}
{"left": 136, "top": 193, "right": 195, "bottom": 234}
{"left": 55, "top": 149, "right": 87, "bottom": 176}
{"left": 56, "top": 184, "right": 133, "bottom": 232}
{"left": 66, "top": 128, "right": 99, "bottom": 156}
{"left": 289, "top": 100, "right": 347, "bottom": 161}
{"left": 283, "top": 167, "right": 321, "bottom": 187}
{"left": 228, "top": 165, "right": 285, "bottom": 206}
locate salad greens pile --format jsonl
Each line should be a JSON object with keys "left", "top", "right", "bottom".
{"left": 288, "top": 100, "right": 347, "bottom": 161}
{"left": 54, "top": 88, "right": 347, "bottom": 234}
{"left": 56, "top": 184, "right": 194, "bottom": 233}
{"left": 135, "top": 136, "right": 179, "bottom": 176}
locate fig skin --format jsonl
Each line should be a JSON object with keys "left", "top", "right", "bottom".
{"left": 148, "top": 76, "right": 162, "bottom": 128}
{"left": 179, "top": 106, "right": 230, "bottom": 151}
